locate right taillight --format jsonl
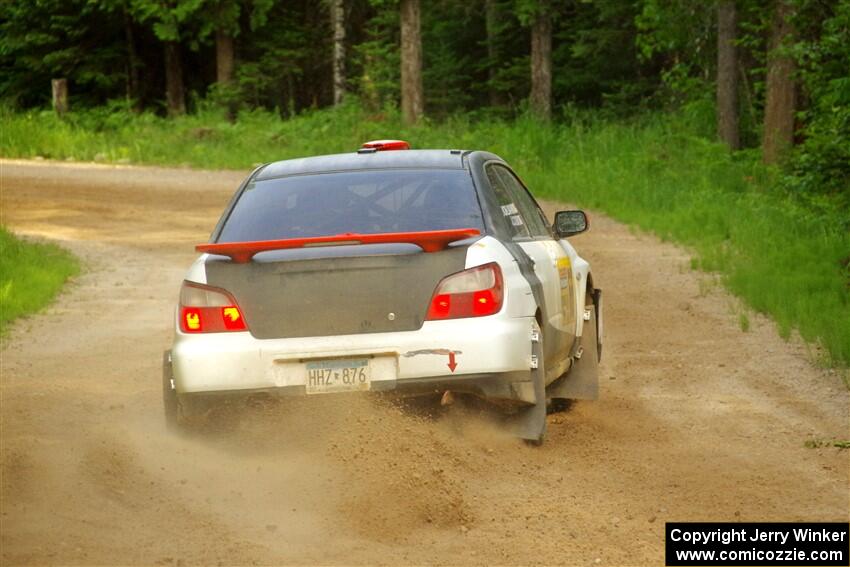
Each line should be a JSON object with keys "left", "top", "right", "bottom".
{"left": 426, "top": 262, "right": 504, "bottom": 320}
{"left": 179, "top": 281, "right": 248, "bottom": 333}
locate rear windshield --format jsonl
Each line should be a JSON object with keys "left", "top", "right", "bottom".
{"left": 217, "top": 169, "right": 485, "bottom": 242}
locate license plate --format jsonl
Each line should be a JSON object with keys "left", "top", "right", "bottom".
{"left": 304, "top": 358, "right": 371, "bottom": 394}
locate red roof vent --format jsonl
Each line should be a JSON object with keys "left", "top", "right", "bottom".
{"left": 361, "top": 139, "right": 410, "bottom": 151}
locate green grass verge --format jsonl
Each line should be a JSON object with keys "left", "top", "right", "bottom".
{"left": 1, "top": 102, "right": 848, "bottom": 365}
{"left": 0, "top": 227, "right": 80, "bottom": 335}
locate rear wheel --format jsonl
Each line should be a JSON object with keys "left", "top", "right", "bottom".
{"left": 546, "top": 397, "right": 572, "bottom": 414}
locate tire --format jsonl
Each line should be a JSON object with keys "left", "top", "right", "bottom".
{"left": 546, "top": 397, "right": 572, "bottom": 414}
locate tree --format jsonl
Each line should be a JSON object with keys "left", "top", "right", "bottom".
{"left": 400, "top": 0, "right": 423, "bottom": 124}
{"left": 330, "top": 0, "right": 346, "bottom": 105}
{"left": 485, "top": 0, "right": 503, "bottom": 107}
{"left": 130, "top": 0, "right": 205, "bottom": 116}
{"left": 208, "top": 0, "right": 240, "bottom": 119}
{"left": 207, "top": 0, "right": 274, "bottom": 117}
{"left": 716, "top": 0, "right": 739, "bottom": 150}
{"left": 163, "top": 40, "right": 186, "bottom": 116}
{"left": 215, "top": 28, "right": 235, "bottom": 86}
{"left": 529, "top": 0, "right": 552, "bottom": 120}
{"left": 122, "top": 5, "right": 142, "bottom": 109}
{"left": 763, "top": 0, "right": 796, "bottom": 164}
{"left": 209, "top": 1, "right": 274, "bottom": 86}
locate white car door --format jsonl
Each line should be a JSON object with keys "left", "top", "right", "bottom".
{"left": 484, "top": 164, "right": 576, "bottom": 381}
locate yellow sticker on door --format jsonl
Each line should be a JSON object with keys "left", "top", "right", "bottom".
{"left": 557, "top": 256, "right": 576, "bottom": 323}
{"left": 557, "top": 257, "right": 572, "bottom": 288}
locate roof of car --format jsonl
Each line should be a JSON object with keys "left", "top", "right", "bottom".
{"left": 255, "top": 149, "right": 469, "bottom": 181}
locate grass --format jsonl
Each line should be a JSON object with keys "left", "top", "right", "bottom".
{"left": 804, "top": 438, "right": 850, "bottom": 450}
{"left": 0, "top": 227, "right": 80, "bottom": 335}
{"left": 739, "top": 312, "right": 750, "bottom": 333}
{"left": 1, "top": 101, "right": 848, "bottom": 365}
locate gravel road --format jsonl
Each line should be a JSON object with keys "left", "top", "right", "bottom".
{"left": 1, "top": 159, "right": 847, "bottom": 566}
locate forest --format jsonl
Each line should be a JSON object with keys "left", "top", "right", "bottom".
{"left": 1, "top": 0, "right": 849, "bottom": 365}
{"left": 1, "top": 0, "right": 848, "bottom": 195}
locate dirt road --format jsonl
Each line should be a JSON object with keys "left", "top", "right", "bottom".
{"left": 1, "top": 159, "right": 847, "bottom": 566}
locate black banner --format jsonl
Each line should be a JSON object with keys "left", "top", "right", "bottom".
{"left": 666, "top": 522, "right": 849, "bottom": 566}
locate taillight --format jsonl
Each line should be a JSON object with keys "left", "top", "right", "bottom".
{"left": 179, "top": 281, "right": 248, "bottom": 333}
{"left": 426, "top": 263, "right": 504, "bottom": 320}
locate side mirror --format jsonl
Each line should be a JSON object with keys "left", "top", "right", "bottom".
{"left": 553, "top": 210, "right": 589, "bottom": 238}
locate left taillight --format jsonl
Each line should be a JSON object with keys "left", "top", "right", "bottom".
{"left": 426, "top": 262, "right": 504, "bottom": 320}
{"left": 179, "top": 281, "right": 247, "bottom": 333}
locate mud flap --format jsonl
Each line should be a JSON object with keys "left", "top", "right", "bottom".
{"left": 505, "top": 325, "right": 547, "bottom": 444}
{"left": 162, "top": 350, "right": 180, "bottom": 430}
{"left": 548, "top": 309, "right": 599, "bottom": 401}
{"left": 163, "top": 350, "right": 209, "bottom": 431}
{"left": 495, "top": 242, "right": 549, "bottom": 443}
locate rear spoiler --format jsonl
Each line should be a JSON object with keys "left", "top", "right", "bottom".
{"left": 196, "top": 228, "right": 481, "bottom": 263}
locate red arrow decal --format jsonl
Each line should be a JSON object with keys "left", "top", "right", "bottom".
{"left": 447, "top": 352, "right": 457, "bottom": 373}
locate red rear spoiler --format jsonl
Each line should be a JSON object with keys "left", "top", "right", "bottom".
{"left": 196, "top": 228, "right": 481, "bottom": 263}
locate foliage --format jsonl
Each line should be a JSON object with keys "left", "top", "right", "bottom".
{"left": 804, "top": 438, "right": 850, "bottom": 449}
{"left": 0, "top": 0, "right": 668, "bottom": 116}
{"left": 2, "top": 102, "right": 847, "bottom": 365}
{"left": 351, "top": 0, "right": 401, "bottom": 111}
{"left": 785, "top": 0, "right": 850, "bottom": 206}
{"left": 231, "top": 2, "right": 329, "bottom": 116}
{"left": 635, "top": 0, "right": 717, "bottom": 103}
{"left": 130, "top": 0, "right": 206, "bottom": 43}
{"left": 0, "top": 0, "right": 127, "bottom": 107}
{"left": 422, "top": 0, "right": 484, "bottom": 115}
{"left": 554, "top": 1, "right": 653, "bottom": 109}
{"left": 634, "top": 0, "right": 849, "bottom": 207}
{"left": 0, "top": 227, "right": 80, "bottom": 335}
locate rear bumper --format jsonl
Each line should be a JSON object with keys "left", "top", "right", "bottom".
{"left": 171, "top": 315, "right": 537, "bottom": 402}
{"left": 178, "top": 370, "right": 536, "bottom": 406}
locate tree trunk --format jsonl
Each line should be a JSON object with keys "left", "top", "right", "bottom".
{"left": 485, "top": 0, "right": 504, "bottom": 107}
{"left": 215, "top": 29, "right": 235, "bottom": 85}
{"left": 164, "top": 41, "right": 186, "bottom": 117}
{"left": 400, "top": 0, "right": 423, "bottom": 124}
{"left": 762, "top": 0, "right": 796, "bottom": 164}
{"left": 529, "top": 1, "right": 552, "bottom": 121}
{"left": 716, "top": 0, "right": 739, "bottom": 150}
{"left": 331, "top": 0, "right": 346, "bottom": 105}
{"left": 51, "top": 79, "right": 68, "bottom": 116}
{"left": 123, "top": 7, "right": 142, "bottom": 111}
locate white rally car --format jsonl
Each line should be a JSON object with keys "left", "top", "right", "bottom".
{"left": 163, "top": 140, "right": 602, "bottom": 443}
